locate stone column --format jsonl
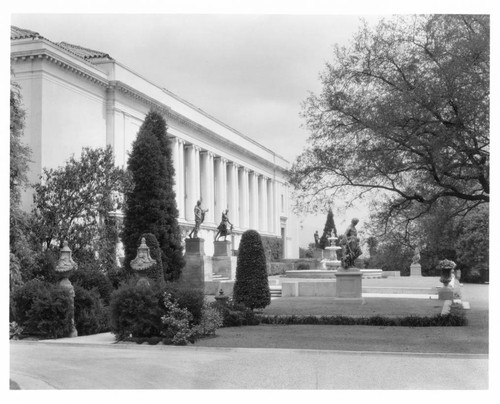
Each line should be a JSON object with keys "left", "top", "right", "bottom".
{"left": 249, "top": 171, "right": 259, "bottom": 229}
{"left": 267, "top": 178, "right": 273, "bottom": 234}
{"left": 239, "top": 167, "right": 250, "bottom": 229}
{"left": 185, "top": 144, "right": 200, "bottom": 221}
{"left": 168, "top": 136, "right": 184, "bottom": 220}
{"left": 178, "top": 139, "right": 186, "bottom": 220}
{"left": 259, "top": 175, "right": 268, "bottom": 232}
{"left": 214, "top": 157, "right": 227, "bottom": 224}
{"left": 227, "top": 162, "right": 239, "bottom": 228}
{"left": 200, "top": 151, "right": 215, "bottom": 224}
{"left": 273, "top": 180, "right": 281, "bottom": 236}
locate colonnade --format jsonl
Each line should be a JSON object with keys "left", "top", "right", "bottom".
{"left": 168, "top": 136, "right": 285, "bottom": 235}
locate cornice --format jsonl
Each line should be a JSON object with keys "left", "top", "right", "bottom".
{"left": 11, "top": 49, "right": 109, "bottom": 88}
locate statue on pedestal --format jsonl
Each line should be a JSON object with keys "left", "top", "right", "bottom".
{"left": 314, "top": 230, "right": 320, "bottom": 247}
{"left": 188, "top": 200, "right": 208, "bottom": 239}
{"left": 215, "top": 209, "right": 233, "bottom": 241}
{"left": 412, "top": 246, "right": 421, "bottom": 265}
{"left": 340, "top": 218, "right": 362, "bottom": 269}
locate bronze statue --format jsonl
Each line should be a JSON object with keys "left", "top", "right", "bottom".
{"left": 215, "top": 209, "right": 233, "bottom": 241}
{"left": 314, "top": 230, "right": 320, "bottom": 246}
{"left": 340, "top": 218, "right": 362, "bottom": 268}
{"left": 188, "top": 200, "right": 208, "bottom": 239}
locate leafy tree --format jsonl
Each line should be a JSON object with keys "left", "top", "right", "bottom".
{"left": 290, "top": 15, "right": 489, "bottom": 225}
{"left": 10, "top": 79, "right": 36, "bottom": 285}
{"left": 318, "top": 208, "right": 338, "bottom": 249}
{"left": 233, "top": 230, "right": 271, "bottom": 310}
{"left": 454, "top": 204, "right": 488, "bottom": 282}
{"left": 32, "top": 146, "right": 125, "bottom": 264}
{"left": 122, "top": 111, "right": 184, "bottom": 282}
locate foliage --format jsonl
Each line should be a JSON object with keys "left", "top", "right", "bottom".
{"left": 368, "top": 238, "right": 413, "bottom": 274}
{"left": 109, "top": 281, "right": 163, "bottom": 339}
{"left": 160, "top": 293, "right": 195, "bottom": 345}
{"left": 10, "top": 80, "right": 32, "bottom": 208}
{"left": 122, "top": 111, "right": 185, "bottom": 282}
{"left": 70, "top": 262, "right": 114, "bottom": 305}
{"left": 9, "top": 322, "right": 24, "bottom": 340}
{"left": 258, "top": 309, "right": 467, "bottom": 327}
{"left": 233, "top": 230, "right": 271, "bottom": 310}
{"left": 31, "top": 146, "right": 125, "bottom": 263}
{"left": 192, "top": 302, "right": 224, "bottom": 337}
{"left": 11, "top": 279, "right": 73, "bottom": 338}
{"left": 211, "top": 300, "right": 259, "bottom": 327}
{"left": 10, "top": 254, "right": 23, "bottom": 291}
{"left": 318, "top": 208, "right": 338, "bottom": 249}
{"left": 260, "top": 235, "right": 283, "bottom": 261}
{"left": 290, "top": 15, "right": 489, "bottom": 226}
{"left": 73, "top": 285, "right": 110, "bottom": 335}
{"left": 163, "top": 283, "right": 205, "bottom": 324}
{"left": 454, "top": 204, "right": 489, "bottom": 282}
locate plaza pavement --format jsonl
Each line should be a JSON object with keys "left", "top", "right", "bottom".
{"left": 9, "top": 279, "right": 489, "bottom": 390}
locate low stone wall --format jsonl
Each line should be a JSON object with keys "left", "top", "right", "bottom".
{"left": 381, "top": 271, "right": 401, "bottom": 278}
{"left": 282, "top": 281, "right": 336, "bottom": 297}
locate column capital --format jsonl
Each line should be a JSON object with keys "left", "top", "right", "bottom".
{"left": 215, "top": 156, "right": 228, "bottom": 164}
{"left": 200, "top": 150, "right": 215, "bottom": 158}
{"left": 240, "top": 166, "right": 250, "bottom": 174}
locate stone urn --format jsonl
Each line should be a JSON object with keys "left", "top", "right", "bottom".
{"left": 438, "top": 259, "right": 456, "bottom": 287}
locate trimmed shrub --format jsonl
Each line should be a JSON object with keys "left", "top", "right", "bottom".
{"left": 233, "top": 230, "right": 271, "bottom": 310}
{"left": 109, "top": 281, "right": 163, "bottom": 339}
{"left": 260, "top": 235, "right": 283, "bottom": 261}
{"left": 73, "top": 285, "right": 109, "bottom": 335}
{"left": 11, "top": 279, "right": 73, "bottom": 338}
{"left": 70, "top": 264, "right": 114, "bottom": 304}
{"left": 212, "top": 300, "right": 259, "bottom": 327}
{"left": 161, "top": 293, "right": 195, "bottom": 345}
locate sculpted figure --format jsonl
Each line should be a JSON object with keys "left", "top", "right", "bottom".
{"left": 412, "top": 247, "right": 421, "bottom": 265}
{"left": 314, "top": 230, "right": 320, "bottom": 246}
{"left": 341, "top": 218, "right": 362, "bottom": 268}
{"left": 188, "top": 200, "right": 208, "bottom": 239}
{"left": 215, "top": 209, "right": 233, "bottom": 241}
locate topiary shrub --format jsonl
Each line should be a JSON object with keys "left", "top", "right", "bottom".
{"left": 233, "top": 230, "right": 271, "bottom": 310}
{"left": 73, "top": 285, "right": 109, "bottom": 336}
{"left": 11, "top": 279, "right": 73, "bottom": 338}
{"left": 70, "top": 264, "right": 114, "bottom": 305}
{"left": 109, "top": 281, "right": 163, "bottom": 339}
{"left": 211, "top": 300, "right": 259, "bottom": 327}
{"left": 137, "top": 233, "right": 165, "bottom": 286}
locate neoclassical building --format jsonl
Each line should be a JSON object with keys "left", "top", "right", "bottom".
{"left": 10, "top": 26, "right": 299, "bottom": 258}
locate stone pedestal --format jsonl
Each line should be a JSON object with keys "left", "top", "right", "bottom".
{"left": 313, "top": 249, "right": 324, "bottom": 260}
{"left": 59, "top": 278, "right": 78, "bottom": 337}
{"left": 214, "top": 240, "right": 231, "bottom": 256}
{"left": 334, "top": 268, "right": 363, "bottom": 300}
{"left": 181, "top": 238, "right": 206, "bottom": 289}
{"left": 213, "top": 240, "right": 232, "bottom": 279}
{"left": 438, "top": 286, "right": 454, "bottom": 300}
{"left": 410, "top": 263, "right": 422, "bottom": 276}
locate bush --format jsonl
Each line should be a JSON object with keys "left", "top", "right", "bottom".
{"left": 109, "top": 281, "right": 163, "bottom": 339}
{"left": 11, "top": 279, "right": 73, "bottom": 338}
{"left": 192, "top": 302, "right": 224, "bottom": 337}
{"left": 296, "top": 263, "right": 310, "bottom": 270}
{"left": 163, "top": 283, "right": 204, "bottom": 324}
{"left": 261, "top": 235, "right": 283, "bottom": 261}
{"left": 233, "top": 230, "right": 271, "bottom": 310}
{"left": 212, "top": 300, "right": 259, "bottom": 327}
{"left": 74, "top": 285, "right": 109, "bottom": 336}
{"left": 160, "top": 293, "right": 195, "bottom": 345}
{"left": 71, "top": 264, "right": 114, "bottom": 304}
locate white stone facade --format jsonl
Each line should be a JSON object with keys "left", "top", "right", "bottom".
{"left": 10, "top": 26, "right": 299, "bottom": 258}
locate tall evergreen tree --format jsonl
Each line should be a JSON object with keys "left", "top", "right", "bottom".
{"left": 318, "top": 208, "right": 338, "bottom": 249}
{"left": 122, "top": 111, "right": 184, "bottom": 282}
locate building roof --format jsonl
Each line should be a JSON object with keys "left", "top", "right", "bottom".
{"left": 11, "top": 25, "right": 113, "bottom": 62}
{"left": 11, "top": 26, "right": 42, "bottom": 40}
{"left": 57, "top": 42, "right": 113, "bottom": 61}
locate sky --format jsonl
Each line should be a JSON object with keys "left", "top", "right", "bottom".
{"left": 6, "top": 1, "right": 497, "bottom": 248}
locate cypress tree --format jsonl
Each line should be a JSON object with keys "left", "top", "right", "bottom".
{"left": 122, "top": 111, "right": 184, "bottom": 282}
{"left": 319, "top": 208, "right": 338, "bottom": 249}
{"left": 233, "top": 230, "right": 271, "bottom": 310}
